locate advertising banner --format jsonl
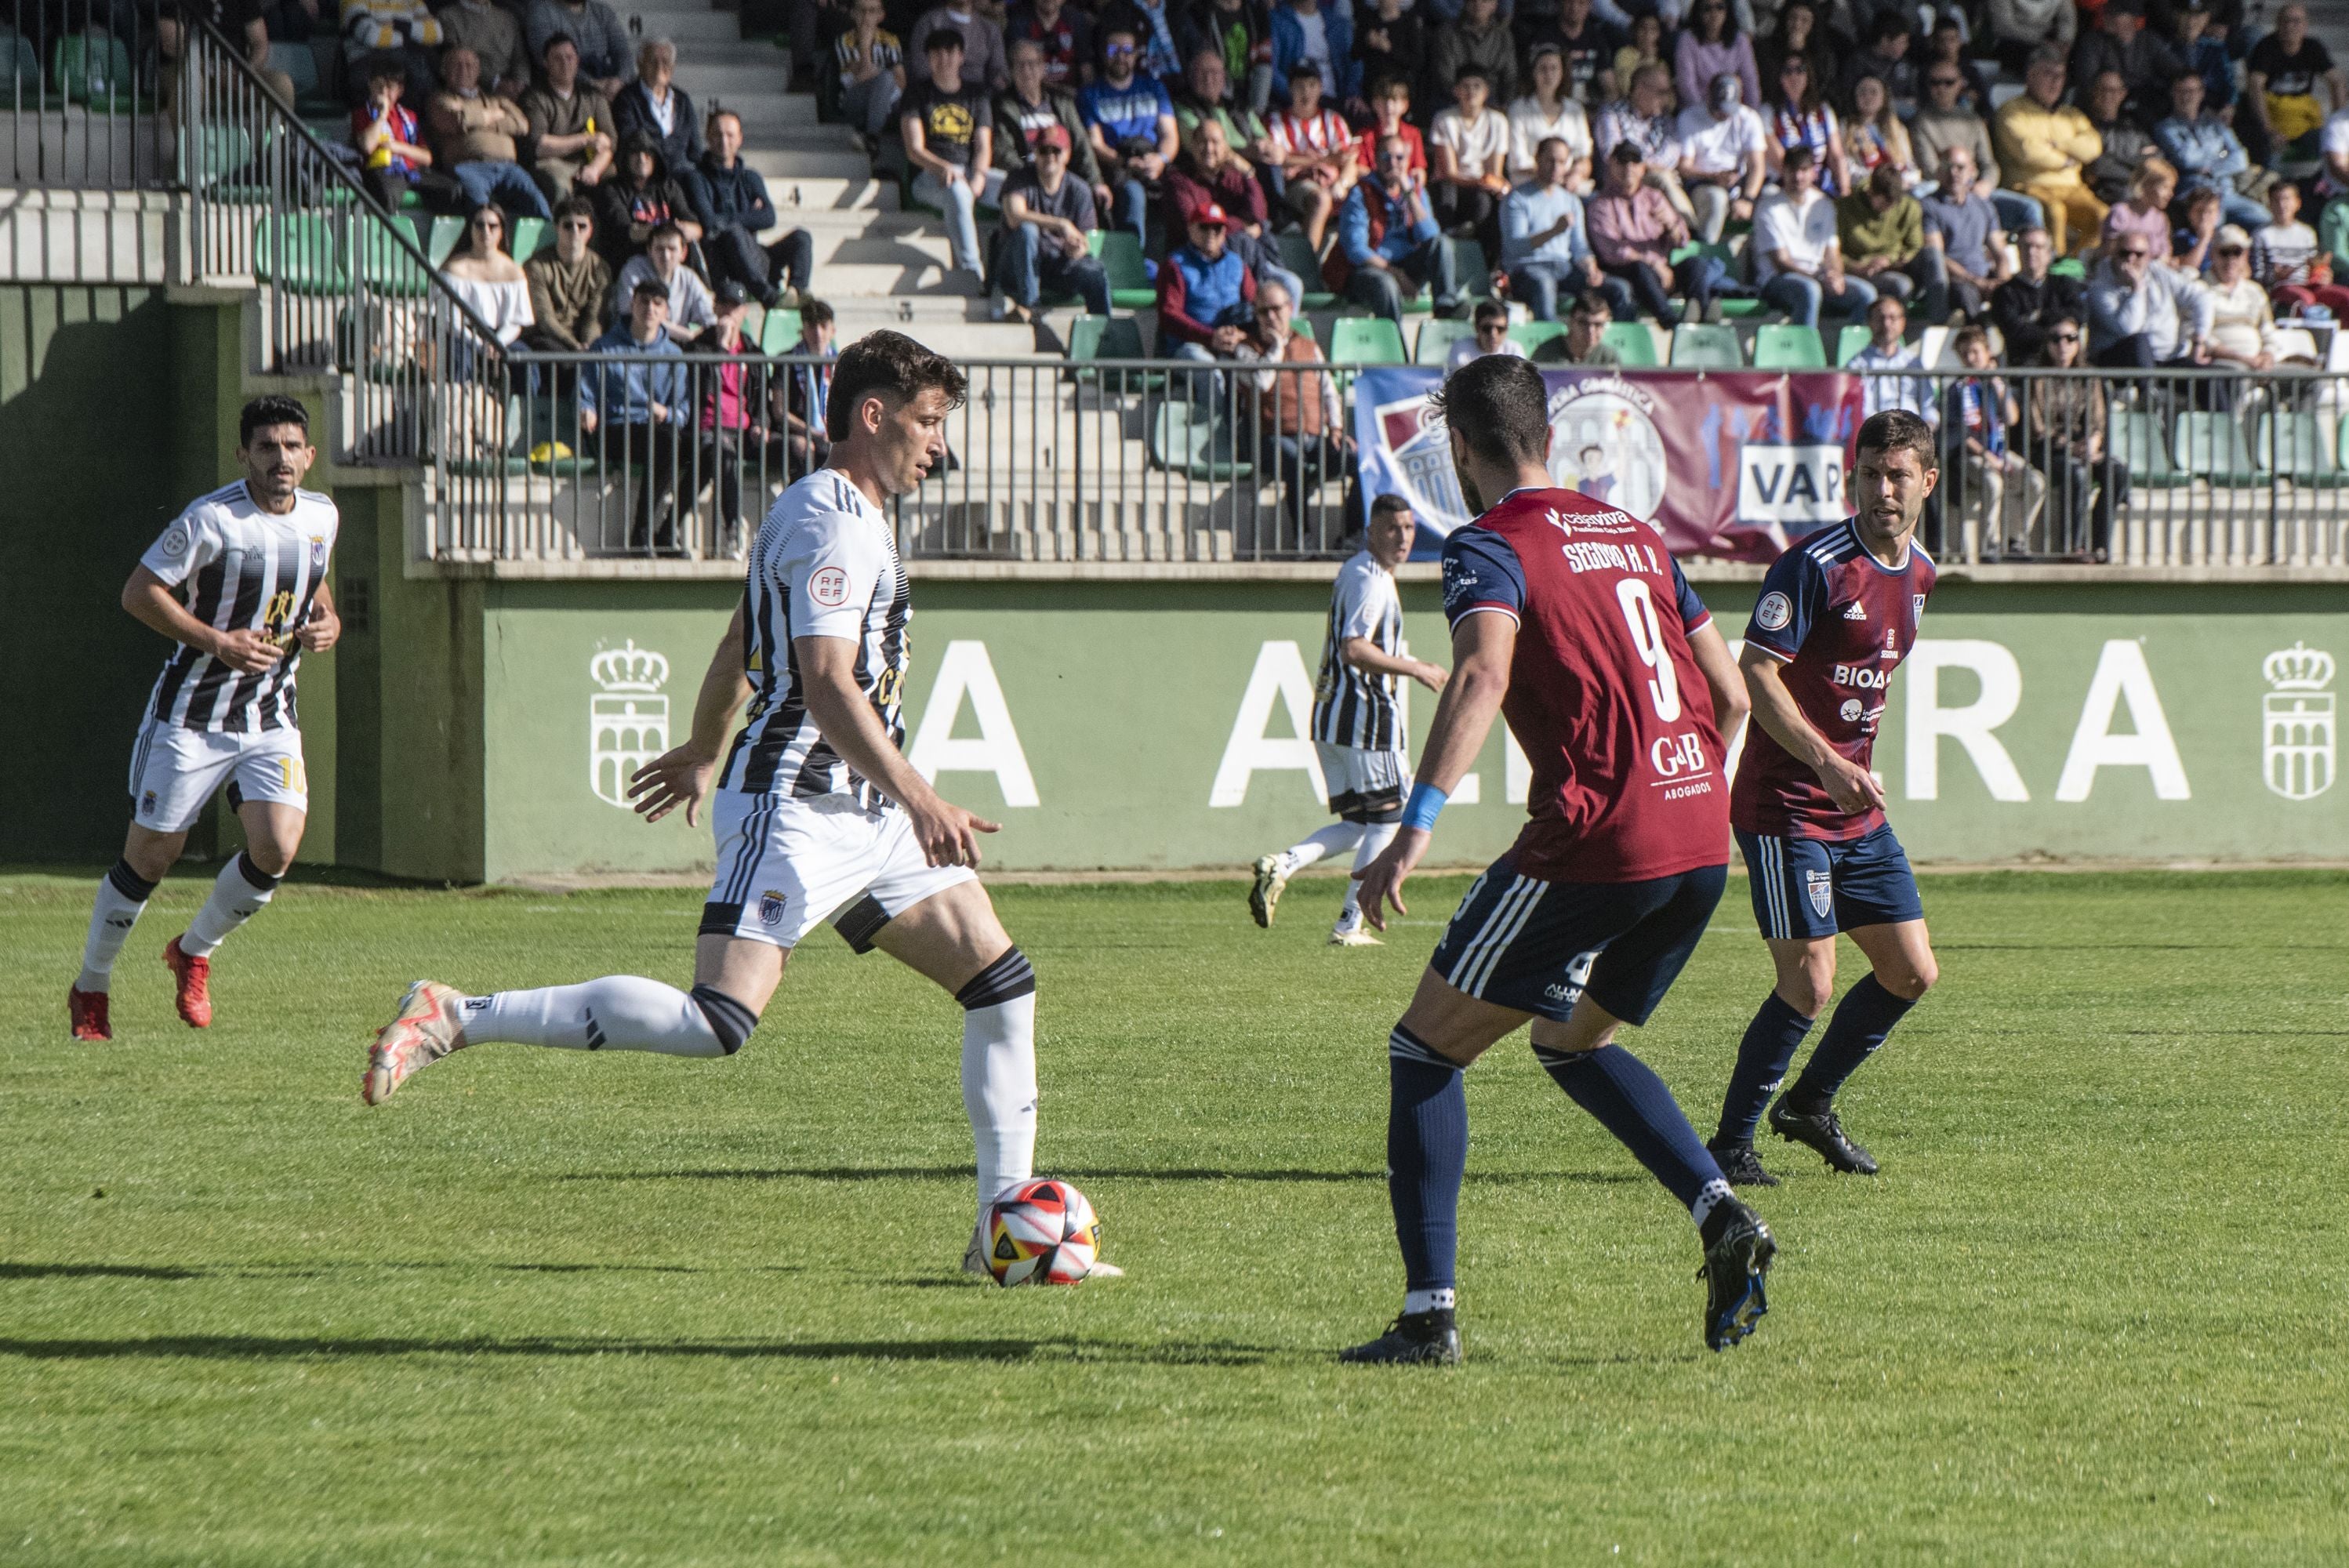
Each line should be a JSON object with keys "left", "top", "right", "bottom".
{"left": 1349, "top": 367, "right": 1865, "bottom": 561}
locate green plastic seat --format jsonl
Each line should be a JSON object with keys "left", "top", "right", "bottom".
{"left": 2174, "top": 410, "right": 2259, "bottom": 486}
{"left": 1447, "top": 237, "right": 1494, "bottom": 299}
{"left": 510, "top": 216, "right": 548, "bottom": 262}
{"left": 179, "top": 125, "right": 252, "bottom": 191}
{"left": 1835, "top": 323, "right": 1872, "bottom": 365}
{"left": 1329, "top": 317, "right": 1407, "bottom": 367}
{"left": 2256, "top": 412, "right": 2344, "bottom": 485}
{"left": 758, "top": 306, "right": 804, "bottom": 354}
{"left": 1668, "top": 321, "right": 1745, "bottom": 368}
{"left": 1064, "top": 313, "right": 1162, "bottom": 390}
{"left": 1149, "top": 401, "right": 1253, "bottom": 481}
{"left": 1752, "top": 322, "right": 1827, "bottom": 369}
{"left": 2108, "top": 407, "right": 2185, "bottom": 489}
{"left": 349, "top": 219, "right": 430, "bottom": 298}
{"left": 2, "top": 30, "right": 45, "bottom": 90}
{"left": 1273, "top": 232, "right": 1337, "bottom": 308}
{"left": 1600, "top": 320, "right": 1659, "bottom": 366}
{"left": 267, "top": 39, "right": 320, "bottom": 100}
{"left": 1414, "top": 317, "right": 1473, "bottom": 365}
{"left": 2049, "top": 256, "right": 2087, "bottom": 280}
{"left": 1509, "top": 320, "right": 1568, "bottom": 358}
{"left": 1092, "top": 230, "right": 1157, "bottom": 310}
{"left": 1672, "top": 239, "right": 1760, "bottom": 317}
{"left": 252, "top": 213, "right": 347, "bottom": 294}
{"left": 423, "top": 215, "right": 467, "bottom": 267}
{"left": 51, "top": 31, "right": 141, "bottom": 111}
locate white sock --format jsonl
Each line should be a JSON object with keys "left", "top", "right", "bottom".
{"left": 957, "top": 949, "right": 1040, "bottom": 1223}
{"left": 77, "top": 859, "right": 157, "bottom": 993}
{"left": 1282, "top": 822, "right": 1363, "bottom": 873}
{"left": 459, "top": 975, "right": 729, "bottom": 1056}
{"left": 179, "top": 852, "right": 280, "bottom": 958}
{"left": 1403, "top": 1287, "right": 1456, "bottom": 1315}
{"left": 1338, "top": 822, "right": 1400, "bottom": 925}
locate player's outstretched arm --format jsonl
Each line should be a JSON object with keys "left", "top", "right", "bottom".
{"left": 1353, "top": 612, "right": 1516, "bottom": 930}
{"left": 121, "top": 564, "right": 281, "bottom": 674}
{"left": 1342, "top": 635, "right": 1448, "bottom": 692}
{"left": 1741, "top": 643, "right": 1884, "bottom": 815}
{"left": 630, "top": 604, "right": 753, "bottom": 827}
{"left": 795, "top": 634, "right": 1000, "bottom": 868}
{"left": 1685, "top": 619, "right": 1748, "bottom": 748}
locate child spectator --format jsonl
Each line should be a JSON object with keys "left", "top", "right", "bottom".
{"left": 2254, "top": 182, "right": 2349, "bottom": 316}
{"left": 351, "top": 58, "right": 458, "bottom": 211}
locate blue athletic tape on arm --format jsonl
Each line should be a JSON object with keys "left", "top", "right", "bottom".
{"left": 1401, "top": 782, "right": 1448, "bottom": 832}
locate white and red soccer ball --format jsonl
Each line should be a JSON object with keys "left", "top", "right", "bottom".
{"left": 983, "top": 1178, "right": 1102, "bottom": 1286}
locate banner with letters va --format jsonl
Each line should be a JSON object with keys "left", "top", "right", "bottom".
{"left": 1349, "top": 368, "right": 1865, "bottom": 561}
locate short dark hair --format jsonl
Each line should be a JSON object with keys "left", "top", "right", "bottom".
{"left": 1868, "top": 163, "right": 1904, "bottom": 198}
{"left": 648, "top": 221, "right": 688, "bottom": 249}
{"left": 926, "top": 26, "right": 964, "bottom": 52}
{"left": 1854, "top": 409, "right": 1938, "bottom": 470}
{"left": 800, "top": 296, "right": 835, "bottom": 329}
{"left": 1370, "top": 492, "right": 1412, "bottom": 522}
{"left": 542, "top": 32, "right": 576, "bottom": 58}
{"left": 630, "top": 277, "right": 671, "bottom": 306}
{"left": 239, "top": 394, "right": 310, "bottom": 447}
{"left": 366, "top": 57, "right": 405, "bottom": 85}
{"left": 1452, "top": 65, "right": 1489, "bottom": 88}
{"left": 826, "top": 329, "right": 969, "bottom": 442}
{"left": 1432, "top": 354, "right": 1548, "bottom": 469}
{"left": 1783, "top": 143, "right": 1816, "bottom": 172}
{"left": 1570, "top": 292, "right": 1610, "bottom": 318}
{"left": 1607, "top": 139, "right": 1643, "bottom": 165}
{"left": 553, "top": 194, "right": 595, "bottom": 227}
{"left": 1869, "top": 12, "right": 1908, "bottom": 42}
{"left": 1472, "top": 298, "right": 1509, "bottom": 327}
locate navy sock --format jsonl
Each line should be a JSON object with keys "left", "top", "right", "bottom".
{"left": 1536, "top": 1043, "right": 1729, "bottom": 1220}
{"left": 1714, "top": 993, "right": 1817, "bottom": 1146}
{"left": 1788, "top": 975, "right": 1915, "bottom": 1108}
{"left": 1386, "top": 1025, "right": 1467, "bottom": 1296}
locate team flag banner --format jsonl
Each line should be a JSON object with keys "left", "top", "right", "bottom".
{"left": 1349, "top": 368, "right": 1867, "bottom": 561}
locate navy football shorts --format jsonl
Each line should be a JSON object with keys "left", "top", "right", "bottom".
{"left": 1428, "top": 854, "right": 1729, "bottom": 1024}
{"left": 1735, "top": 822, "right": 1925, "bottom": 942}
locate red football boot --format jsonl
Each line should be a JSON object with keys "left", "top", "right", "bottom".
{"left": 163, "top": 937, "right": 212, "bottom": 1028}
{"left": 68, "top": 986, "right": 111, "bottom": 1041}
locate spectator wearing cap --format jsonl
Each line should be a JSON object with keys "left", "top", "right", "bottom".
{"left": 1080, "top": 27, "right": 1181, "bottom": 252}
{"left": 1506, "top": 45, "right": 1592, "bottom": 189}
{"left": 693, "top": 110, "right": 816, "bottom": 312}
{"left": 609, "top": 223, "right": 716, "bottom": 338}
{"left": 2204, "top": 226, "right": 2282, "bottom": 372}
{"left": 1586, "top": 140, "right": 1724, "bottom": 325}
{"left": 2071, "top": 0, "right": 2182, "bottom": 122}
{"left": 524, "top": 195, "right": 610, "bottom": 354}
{"left": 903, "top": 28, "right": 1004, "bottom": 280}
{"left": 1987, "top": 0, "right": 2076, "bottom": 79}
{"left": 1989, "top": 224, "right": 2086, "bottom": 363}
{"left": 520, "top": 35, "right": 616, "bottom": 204}
{"left": 1269, "top": 0, "right": 1358, "bottom": 107}
{"left": 1169, "top": 118, "right": 1308, "bottom": 303}
{"left": 1839, "top": 164, "right": 1941, "bottom": 321}
{"left": 525, "top": 0, "right": 634, "bottom": 100}
{"left": 1502, "top": 135, "right": 1618, "bottom": 321}
{"left": 1158, "top": 200, "right": 1258, "bottom": 405}
{"left": 581, "top": 275, "right": 690, "bottom": 552}
{"left": 613, "top": 39, "right": 704, "bottom": 178}
{"left": 1920, "top": 144, "right": 2012, "bottom": 321}
{"left": 1431, "top": 0, "right": 1516, "bottom": 106}
{"left": 428, "top": 46, "right": 554, "bottom": 221}
{"left": 994, "top": 122, "right": 1113, "bottom": 318}
{"left": 1674, "top": 70, "right": 1767, "bottom": 244}
{"left": 1430, "top": 67, "right": 1512, "bottom": 260}
{"left": 1327, "top": 133, "right": 1458, "bottom": 325}
{"left": 910, "top": 0, "right": 1012, "bottom": 91}
{"left": 2156, "top": 71, "right": 2269, "bottom": 231}
{"left": 1754, "top": 144, "right": 1877, "bottom": 329}
{"left": 1993, "top": 47, "right": 2108, "bottom": 255}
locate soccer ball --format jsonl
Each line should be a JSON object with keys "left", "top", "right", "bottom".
{"left": 983, "top": 1178, "right": 1102, "bottom": 1286}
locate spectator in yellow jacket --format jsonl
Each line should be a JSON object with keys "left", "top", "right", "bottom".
{"left": 1992, "top": 46, "right": 2108, "bottom": 255}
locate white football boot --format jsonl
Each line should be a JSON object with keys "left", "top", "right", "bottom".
{"left": 362, "top": 980, "right": 469, "bottom": 1105}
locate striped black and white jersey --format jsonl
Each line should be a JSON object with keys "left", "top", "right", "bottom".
{"left": 1311, "top": 550, "right": 1403, "bottom": 750}
{"left": 140, "top": 481, "right": 338, "bottom": 734}
{"left": 720, "top": 468, "right": 911, "bottom": 807}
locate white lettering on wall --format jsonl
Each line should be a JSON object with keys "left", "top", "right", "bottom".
{"left": 1209, "top": 641, "right": 1329, "bottom": 807}
{"left": 907, "top": 640, "right": 1041, "bottom": 806}
{"left": 1904, "top": 640, "right": 2031, "bottom": 802}
{"left": 2055, "top": 639, "right": 2191, "bottom": 801}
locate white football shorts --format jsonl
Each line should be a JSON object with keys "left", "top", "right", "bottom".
{"left": 1315, "top": 742, "right": 1409, "bottom": 824}
{"left": 699, "top": 789, "right": 977, "bottom": 950}
{"left": 128, "top": 720, "right": 307, "bottom": 833}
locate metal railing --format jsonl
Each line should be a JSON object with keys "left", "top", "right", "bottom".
{"left": 3, "top": 0, "right": 164, "bottom": 187}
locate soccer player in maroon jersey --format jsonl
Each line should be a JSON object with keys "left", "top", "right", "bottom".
{"left": 1339, "top": 356, "right": 1773, "bottom": 1366}
{"left": 1708, "top": 409, "right": 1943, "bottom": 1186}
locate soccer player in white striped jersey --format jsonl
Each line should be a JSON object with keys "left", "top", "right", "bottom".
{"left": 69, "top": 396, "right": 342, "bottom": 1042}
{"left": 359, "top": 333, "right": 1108, "bottom": 1276}
{"left": 1251, "top": 495, "right": 1449, "bottom": 945}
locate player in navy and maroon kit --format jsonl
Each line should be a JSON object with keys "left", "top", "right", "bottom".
{"left": 1339, "top": 357, "right": 1772, "bottom": 1367}
{"left": 1709, "top": 409, "right": 1944, "bottom": 1187}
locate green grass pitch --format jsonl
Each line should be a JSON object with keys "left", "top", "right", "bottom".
{"left": 3, "top": 868, "right": 2346, "bottom": 1564}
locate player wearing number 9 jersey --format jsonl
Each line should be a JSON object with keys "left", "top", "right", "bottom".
{"left": 1339, "top": 356, "right": 1774, "bottom": 1369}
{"left": 1708, "top": 408, "right": 1942, "bottom": 1188}
{"left": 69, "top": 395, "right": 342, "bottom": 1044}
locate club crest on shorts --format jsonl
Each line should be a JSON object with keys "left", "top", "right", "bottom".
{"left": 1755, "top": 591, "right": 1792, "bottom": 632}
{"left": 1805, "top": 869, "right": 1833, "bottom": 919}
{"left": 140, "top": 789, "right": 158, "bottom": 817}
{"left": 757, "top": 888, "right": 787, "bottom": 926}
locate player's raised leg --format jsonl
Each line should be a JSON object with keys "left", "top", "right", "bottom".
{"left": 1251, "top": 823, "right": 1362, "bottom": 929}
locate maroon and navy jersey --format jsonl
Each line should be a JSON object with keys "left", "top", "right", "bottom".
{"left": 1440, "top": 488, "right": 1728, "bottom": 884}
{"left": 1730, "top": 518, "right": 1937, "bottom": 841}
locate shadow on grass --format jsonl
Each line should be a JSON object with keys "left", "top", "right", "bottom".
{"left": 0, "top": 1263, "right": 201, "bottom": 1281}
{"left": 0, "top": 1334, "right": 1276, "bottom": 1367}
{"left": 558, "top": 1166, "right": 1643, "bottom": 1187}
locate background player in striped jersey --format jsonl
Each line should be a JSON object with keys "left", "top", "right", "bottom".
{"left": 68, "top": 396, "right": 341, "bottom": 1041}
{"left": 360, "top": 334, "right": 1106, "bottom": 1276}
{"left": 1339, "top": 358, "right": 1768, "bottom": 1366}
{"left": 1708, "top": 409, "right": 1942, "bottom": 1186}
{"left": 1249, "top": 495, "right": 1448, "bottom": 946}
